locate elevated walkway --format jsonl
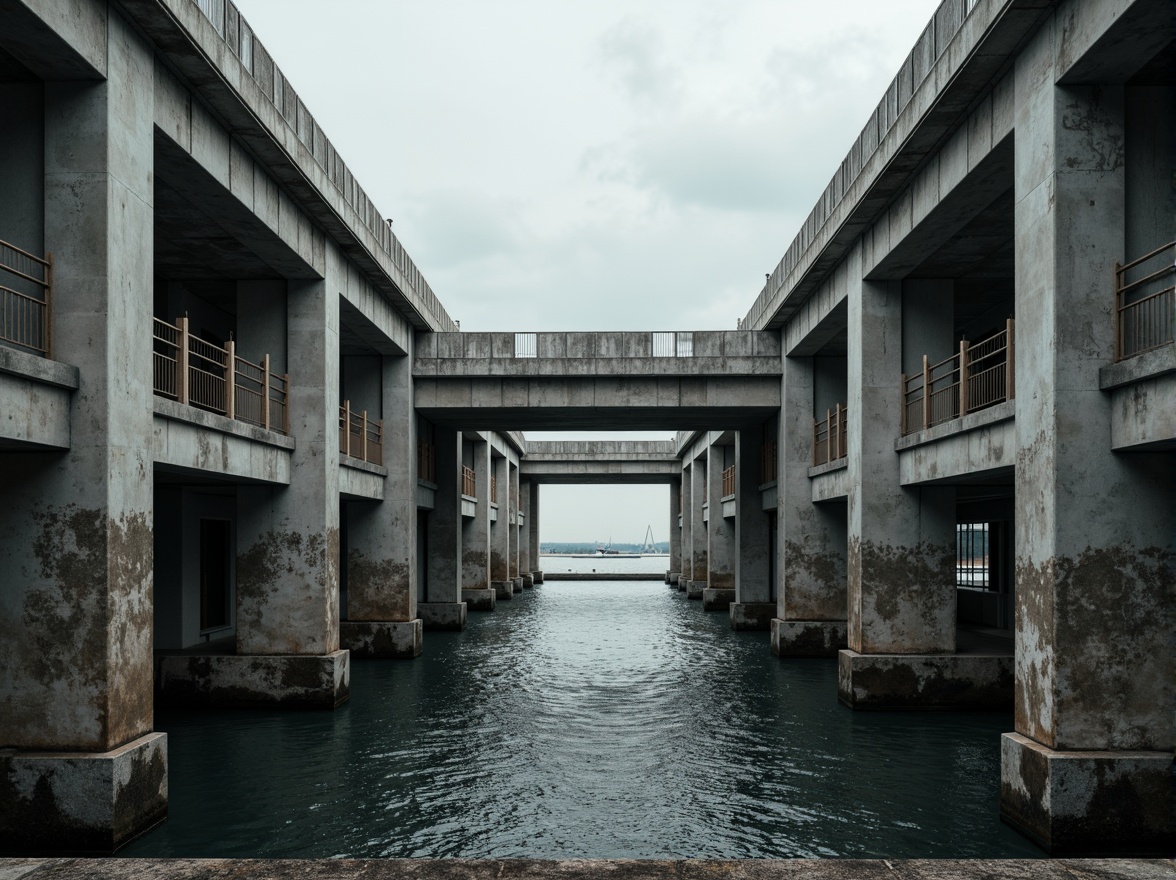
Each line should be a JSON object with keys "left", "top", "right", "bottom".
{"left": 521, "top": 440, "right": 678, "bottom": 484}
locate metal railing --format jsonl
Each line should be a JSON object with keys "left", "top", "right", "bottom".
{"left": 721, "top": 465, "right": 736, "bottom": 498}
{"left": 417, "top": 440, "right": 436, "bottom": 482}
{"left": 462, "top": 465, "right": 476, "bottom": 498}
{"left": 339, "top": 401, "right": 382, "bottom": 465}
{"left": 813, "top": 404, "right": 848, "bottom": 466}
{"left": 514, "top": 332, "right": 537, "bottom": 358}
{"left": 491, "top": 475, "right": 498, "bottom": 503}
{"left": 1115, "top": 240, "right": 1175, "bottom": 361}
{"left": 153, "top": 315, "right": 290, "bottom": 434}
{"left": 901, "top": 319, "right": 1014, "bottom": 436}
{"left": 0, "top": 239, "right": 52, "bottom": 358}
{"left": 653, "top": 331, "right": 694, "bottom": 357}
{"left": 760, "top": 439, "right": 777, "bottom": 483}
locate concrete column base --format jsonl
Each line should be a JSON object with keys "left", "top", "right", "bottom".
{"left": 702, "top": 588, "right": 736, "bottom": 611}
{"left": 513, "top": 576, "right": 524, "bottom": 593}
{"left": 686, "top": 580, "right": 706, "bottom": 599}
{"left": 462, "top": 588, "right": 496, "bottom": 611}
{"left": 666, "top": 570, "right": 681, "bottom": 585}
{"left": 730, "top": 602, "right": 775, "bottom": 630}
{"left": 675, "top": 575, "right": 687, "bottom": 591}
{"left": 155, "top": 650, "right": 350, "bottom": 709}
{"left": 340, "top": 620, "right": 422, "bottom": 658}
{"left": 418, "top": 602, "right": 467, "bottom": 630}
{"left": 771, "top": 619, "right": 847, "bottom": 657}
{"left": 522, "top": 574, "right": 534, "bottom": 589}
{"left": 492, "top": 580, "right": 514, "bottom": 600}
{"left": 837, "top": 649, "right": 1013, "bottom": 710}
{"left": 0, "top": 732, "right": 167, "bottom": 855}
{"left": 1000, "top": 733, "right": 1173, "bottom": 855}
{"left": 531, "top": 570, "right": 544, "bottom": 584}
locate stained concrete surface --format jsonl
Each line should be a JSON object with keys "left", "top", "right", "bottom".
{"left": 0, "top": 859, "right": 1171, "bottom": 880}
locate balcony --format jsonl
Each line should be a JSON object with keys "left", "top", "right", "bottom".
{"left": 462, "top": 465, "right": 476, "bottom": 498}
{"left": 339, "top": 401, "right": 383, "bottom": 465}
{"left": 417, "top": 440, "right": 436, "bottom": 483}
{"left": 153, "top": 316, "right": 289, "bottom": 434}
{"left": 902, "top": 319, "right": 1014, "bottom": 436}
{"left": 813, "top": 404, "right": 848, "bottom": 466}
{"left": 491, "top": 475, "right": 498, "bottom": 504}
{"left": 1115, "top": 240, "right": 1174, "bottom": 362}
{"left": 721, "top": 465, "right": 736, "bottom": 498}
{"left": 0, "top": 240, "right": 52, "bottom": 358}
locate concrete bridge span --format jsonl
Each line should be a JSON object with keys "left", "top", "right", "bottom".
{"left": 520, "top": 441, "right": 679, "bottom": 484}
{"left": 413, "top": 330, "right": 781, "bottom": 430}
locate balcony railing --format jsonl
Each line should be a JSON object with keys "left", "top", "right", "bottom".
{"left": 760, "top": 439, "right": 777, "bottom": 483}
{"left": 653, "top": 331, "right": 694, "bottom": 357}
{"left": 462, "top": 465, "right": 476, "bottom": 498}
{"left": 491, "top": 475, "right": 498, "bottom": 503}
{"left": 721, "top": 465, "right": 736, "bottom": 498}
{"left": 813, "top": 404, "right": 848, "bottom": 466}
{"left": 417, "top": 440, "right": 436, "bottom": 482}
{"left": 1115, "top": 240, "right": 1174, "bottom": 361}
{"left": 901, "top": 319, "right": 1014, "bottom": 436}
{"left": 153, "top": 316, "right": 289, "bottom": 434}
{"left": 0, "top": 239, "right": 52, "bottom": 358}
{"left": 339, "top": 401, "right": 382, "bottom": 465}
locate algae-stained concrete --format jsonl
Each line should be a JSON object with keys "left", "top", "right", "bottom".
{"left": 0, "top": 859, "right": 1172, "bottom": 879}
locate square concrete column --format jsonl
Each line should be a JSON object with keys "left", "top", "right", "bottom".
{"left": 773, "top": 355, "right": 847, "bottom": 656}
{"left": 1000, "top": 63, "right": 1173, "bottom": 854}
{"left": 528, "top": 481, "right": 543, "bottom": 582}
{"left": 340, "top": 353, "right": 422, "bottom": 658}
{"left": 687, "top": 455, "right": 708, "bottom": 598}
{"left": 668, "top": 476, "right": 682, "bottom": 585}
{"left": 0, "top": 21, "right": 167, "bottom": 853}
{"left": 732, "top": 430, "right": 774, "bottom": 630}
{"left": 840, "top": 261, "right": 957, "bottom": 708}
{"left": 508, "top": 461, "right": 521, "bottom": 580}
{"left": 518, "top": 479, "right": 533, "bottom": 588}
{"left": 230, "top": 252, "right": 348, "bottom": 709}
{"left": 678, "top": 462, "right": 692, "bottom": 588}
{"left": 490, "top": 453, "right": 512, "bottom": 599}
{"left": 461, "top": 438, "right": 495, "bottom": 610}
{"left": 420, "top": 428, "right": 467, "bottom": 626}
{"left": 703, "top": 443, "right": 736, "bottom": 612}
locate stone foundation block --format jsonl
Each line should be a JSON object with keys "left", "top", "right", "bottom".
{"left": 1000, "top": 733, "right": 1173, "bottom": 855}
{"left": 730, "top": 602, "right": 776, "bottom": 630}
{"left": 702, "top": 588, "right": 736, "bottom": 612}
{"left": 418, "top": 602, "right": 467, "bottom": 630}
{"left": 772, "top": 619, "right": 847, "bottom": 657}
{"left": 156, "top": 650, "right": 349, "bottom": 709}
{"left": 462, "top": 588, "right": 496, "bottom": 611}
{"left": 522, "top": 574, "right": 534, "bottom": 589}
{"left": 0, "top": 732, "right": 167, "bottom": 855}
{"left": 531, "top": 570, "right": 544, "bottom": 584}
{"left": 837, "top": 649, "right": 1013, "bottom": 710}
{"left": 340, "top": 620, "right": 422, "bottom": 658}
{"left": 666, "top": 570, "right": 681, "bottom": 585}
{"left": 513, "top": 577, "right": 524, "bottom": 593}
{"left": 492, "top": 580, "right": 514, "bottom": 600}
{"left": 686, "top": 580, "right": 706, "bottom": 599}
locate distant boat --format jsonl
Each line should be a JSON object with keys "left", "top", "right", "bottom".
{"left": 571, "top": 537, "right": 642, "bottom": 559}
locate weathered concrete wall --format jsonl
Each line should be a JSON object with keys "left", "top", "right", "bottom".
{"left": 425, "top": 429, "right": 462, "bottom": 604}
{"left": 0, "top": 349, "right": 77, "bottom": 450}
{"left": 490, "top": 454, "right": 510, "bottom": 582}
{"left": 895, "top": 403, "right": 1015, "bottom": 485}
{"left": 152, "top": 402, "right": 294, "bottom": 485}
{"left": 706, "top": 444, "right": 734, "bottom": 589}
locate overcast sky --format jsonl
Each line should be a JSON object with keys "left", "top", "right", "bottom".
{"left": 233, "top": 0, "right": 943, "bottom": 543}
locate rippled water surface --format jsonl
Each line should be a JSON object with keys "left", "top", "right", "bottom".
{"left": 127, "top": 577, "right": 1039, "bottom": 859}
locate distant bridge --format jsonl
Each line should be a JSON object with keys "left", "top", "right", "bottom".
{"left": 520, "top": 441, "right": 679, "bottom": 484}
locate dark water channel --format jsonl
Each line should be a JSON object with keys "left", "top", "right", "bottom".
{"left": 127, "top": 581, "right": 1040, "bottom": 859}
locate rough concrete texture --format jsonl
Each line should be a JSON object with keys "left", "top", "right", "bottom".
{"left": 701, "top": 588, "right": 736, "bottom": 612}
{"left": 0, "top": 733, "right": 166, "bottom": 855}
{"left": 686, "top": 580, "right": 706, "bottom": 600}
{"left": 772, "top": 620, "right": 848, "bottom": 658}
{"left": 155, "top": 652, "right": 349, "bottom": 709}
{"left": 1001, "top": 733, "right": 1173, "bottom": 856}
{"left": 492, "top": 581, "right": 515, "bottom": 601}
{"left": 838, "top": 651, "right": 1013, "bottom": 711}
{"left": 461, "top": 589, "right": 496, "bottom": 612}
{"left": 417, "top": 602, "right": 467, "bottom": 631}
{"left": 522, "top": 575, "right": 534, "bottom": 589}
{"left": 0, "top": 858, "right": 1172, "bottom": 879}
{"left": 730, "top": 602, "right": 775, "bottom": 631}
{"left": 512, "top": 576, "right": 524, "bottom": 593}
{"left": 531, "top": 571, "right": 544, "bottom": 585}
{"left": 339, "top": 620, "right": 422, "bottom": 659}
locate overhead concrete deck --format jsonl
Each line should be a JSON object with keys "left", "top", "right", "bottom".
{"left": 521, "top": 440, "right": 679, "bottom": 484}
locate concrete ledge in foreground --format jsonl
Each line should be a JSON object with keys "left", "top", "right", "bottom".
{"left": 0, "top": 858, "right": 1172, "bottom": 879}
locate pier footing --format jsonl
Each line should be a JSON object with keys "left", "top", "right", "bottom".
{"left": 462, "top": 588, "right": 497, "bottom": 611}
{"left": 530, "top": 570, "right": 544, "bottom": 584}
{"left": 702, "top": 588, "right": 736, "bottom": 612}
{"left": 418, "top": 602, "right": 467, "bottom": 630}
{"left": 155, "top": 651, "right": 350, "bottom": 708}
{"left": 493, "top": 580, "right": 515, "bottom": 600}
{"left": 340, "top": 620, "right": 423, "bottom": 658}
{"left": 771, "top": 619, "right": 847, "bottom": 657}
{"left": 685, "top": 580, "right": 706, "bottom": 600}
{"left": 730, "top": 602, "right": 775, "bottom": 630}
{"left": 837, "top": 649, "right": 1013, "bottom": 710}
{"left": 522, "top": 574, "right": 534, "bottom": 589}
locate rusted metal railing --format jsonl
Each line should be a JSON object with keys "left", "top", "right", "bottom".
{"left": 721, "top": 465, "right": 736, "bottom": 498}
{"left": 813, "top": 404, "right": 848, "bottom": 466}
{"left": 491, "top": 475, "right": 498, "bottom": 503}
{"left": 417, "top": 440, "right": 436, "bottom": 482}
{"left": 462, "top": 465, "right": 476, "bottom": 498}
{"left": 1115, "top": 240, "right": 1175, "bottom": 361}
{"left": 339, "top": 401, "right": 383, "bottom": 465}
{"left": 901, "top": 319, "right": 1014, "bottom": 436}
{"left": 153, "top": 315, "right": 290, "bottom": 434}
{"left": 760, "top": 438, "right": 777, "bottom": 483}
{"left": 0, "top": 239, "right": 53, "bottom": 358}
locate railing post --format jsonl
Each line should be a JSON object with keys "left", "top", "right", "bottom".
{"left": 1005, "top": 318, "right": 1016, "bottom": 401}
{"left": 958, "top": 338, "right": 969, "bottom": 418}
{"left": 177, "top": 315, "right": 190, "bottom": 406}
{"left": 825, "top": 408, "right": 832, "bottom": 464}
{"left": 834, "top": 403, "right": 842, "bottom": 460}
{"left": 283, "top": 375, "right": 290, "bottom": 435}
{"left": 343, "top": 399, "right": 351, "bottom": 457}
{"left": 261, "top": 354, "right": 271, "bottom": 431}
{"left": 921, "top": 354, "right": 931, "bottom": 431}
{"left": 1113, "top": 261, "right": 1122, "bottom": 363}
{"left": 361, "top": 410, "right": 368, "bottom": 462}
{"left": 225, "top": 340, "right": 236, "bottom": 420}
{"left": 900, "top": 374, "right": 908, "bottom": 435}
{"left": 44, "top": 253, "right": 54, "bottom": 360}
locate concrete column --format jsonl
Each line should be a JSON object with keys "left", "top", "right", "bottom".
{"left": 703, "top": 442, "right": 736, "bottom": 611}
{"left": 687, "top": 455, "right": 708, "bottom": 599}
{"left": 677, "top": 461, "right": 692, "bottom": 589}
{"left": 421, "top": 428, "right": 466, "bottom": 625}
{"left": 0, "top": 19, "right": 166, "bottom": 853}
{"left": 840, "top": 254, "right": 958, "bottom": 708}
{"left": 461, "top": 438, "right": 495, "bottom": 610}
{"left": 667, "top": 476, "right": 682, "bottom": 585}
{"left": 519, "top": 480, "right": 533, "bottom": 588}
{"left": 340, "top": 352, "right": 422, "bottom": 658}
{"left": 490, "top": 453, "right": 512, "bottom": 599}
{"left": 999, "top": 56, "right": 1173, "bottom": 854}
{"left": 773, "top": 355, "right": 848, "bottom": 656}
{"left": 508, "top": 461, "right": 521, "bottom": 582}
{"left": 528, "top": 481, "right": 543, "bottom": 583}
{"left": 732, "top": 430, "right": 774, "bottom": 629}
